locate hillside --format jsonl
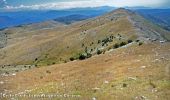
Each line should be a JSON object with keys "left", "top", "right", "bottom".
{"left": 0, "top": 8, "right": 169, "bottom": 66}
{"left": 0, "top": 8, "right": 170, "bottom": 100}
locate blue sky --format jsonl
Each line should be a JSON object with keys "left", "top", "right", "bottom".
{"left": 0, "top": 0, "right": 170, "bottom": 10}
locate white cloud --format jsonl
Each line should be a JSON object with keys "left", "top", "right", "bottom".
{"left": 4, "top": 0, "right": 168, "bottom": 10}
{"left": 5, "top": 0, "right": 108, "bottom": 10}
{"left": 3, "top": 0, "right": 7, "bottom": 4}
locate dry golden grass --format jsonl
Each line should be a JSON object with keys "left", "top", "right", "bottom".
{"left": 0, "top": 42, "right": 170, "bottom": 100}
{"left": 0, "top": 9, "right": 138, "bottom": 66}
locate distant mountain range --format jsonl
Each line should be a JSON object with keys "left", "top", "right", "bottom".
{"left": 0, "top": 6, "right": 170, "bottom": 31}
{"left": 136, "top": 9, "right": 170, "bottom": 31}
{"left": 0, "top": 6, "right": 115, "bottom": 29}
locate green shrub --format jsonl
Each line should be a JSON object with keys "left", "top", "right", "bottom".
{"left": 136, "top": 40, "right": 140, "bottom": 42}
{"left": 97, "top": 50, "right": 102, "bottom": 55}
{"left": 86, "top": 53, "right": 92, "bottom": 58}
{"left": 98, "top": 40, "right": 101, "bottom": 44}
{"left": 139, "top": 42, "right": 143, "bottom": 46}
{"left": 114, "top": 43, "right": 119, "bottom": 48}
{"left": 82, "top": 43, "right": 84, "bottom": 47}
{"left": 70, "top": 57, "right": 75, "bottom": 61}
{"left": 128, "top": 40, "right": 133, "bottom": 43}
{"left": 120, "top": 42, "right": 127, "bottom": 46}
{"left": 35, "top": 58, "right": 38, "bottom": 61}
{"left": 79, "top": 54, "right": 86, "bottom": 60}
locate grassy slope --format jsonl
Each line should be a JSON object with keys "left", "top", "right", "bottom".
{"left": 0, "top": 9, "right": 138, "bottom": 66}
{"left": 0, "top": 42, "right": 170, "bottom": 100}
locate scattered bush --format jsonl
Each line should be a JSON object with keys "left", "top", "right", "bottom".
{"left": 79, "top": 54, "right": 86, "bottom": 60}
{"left": 136, "top": 40, "right": 140, "bottom": 42}
{"left": 123, "top": 83, "right": 127, "bottom": 87}
{"left": 128, "top": 40, "right": 133, "bottom": 43}
{"left": 102, "top": 43, "right": 105, "bottom": 46}
{"left": 35, "top": 58, "right": 38, "bottom": 61}
{"left": 114, "top": 43, "right": 119, "bottom": 48}
{"left": 102, "top": 38, "right": 110, "bottom": 44}
{"left": 120, "top": 42, "right": 127, "bottom": 46}
{"left": 109, "top": 39, "right": 113, "bottom": 42}
{"left": 29, "top": 66, "right": 31, "bottom": 69}
{"left": 97, "top": 50, "right": 102, "bottom": 55}
{"left": 86, "top": 53, "right": 92, "bottom": 58}
{"left": 70, "top": 57, "right": 75, "bottom": 61}
{"left": 35, "top": 64, "right": 37, "bottom": 67}
{"left": 139, "top": 42, "right": 143, "bottom": 46}
{"left": 98, "top": 40, "right": 101, "bottom": 44}
{"left": 82, "top": 43, "right": 84, "bottom": 47}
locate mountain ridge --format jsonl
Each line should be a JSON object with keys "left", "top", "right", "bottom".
{"left": 0, "top": 8, "right": 170, "bottom": 100}
{"left": 0, "top": 8, "right": 169, "bottom": 65}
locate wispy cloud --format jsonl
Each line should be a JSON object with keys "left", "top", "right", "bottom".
{"left": 3, "top": 0, "right": 170, "bottom": 10}
{"left": 0, "top": 0, "right": 7, "bottom": 7}
{"left": 4, "top": 0, "right": 109, "bottom": 10}
{"left": 2, "top": 0, "right": 7, "bottom": 4}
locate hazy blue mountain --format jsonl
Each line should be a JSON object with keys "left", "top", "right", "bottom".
{"left": 0, "top": 6, "right": 115, "bottom": 29}
{"left": 54, "top": 14, "right": 91, "bottom": 24}
{"left": 3, "top": 6, "right": 170, "bottom": 31}
{"left": 136, "top": 9, "right": 170, "bottom": 30}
